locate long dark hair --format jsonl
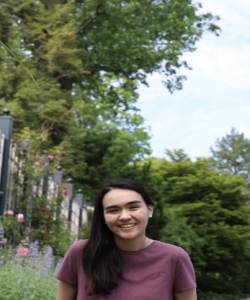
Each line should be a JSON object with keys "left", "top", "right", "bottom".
{"left": 82, "top": 178, "right": 153, "bottom": 295}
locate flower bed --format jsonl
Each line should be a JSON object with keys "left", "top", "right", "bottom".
{"left": 0, "top": 233, "right": 62, "bottom": 299}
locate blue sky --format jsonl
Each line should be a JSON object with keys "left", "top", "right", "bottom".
{"left": 137, "top": 0, "right": 250, "bottom": 160}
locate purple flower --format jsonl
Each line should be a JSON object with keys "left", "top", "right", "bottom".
{"left": 7, "top": 210, "right": 14, "bottom": 216}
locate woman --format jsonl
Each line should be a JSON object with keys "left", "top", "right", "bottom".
{"left": 55, "top": 178, "right": 197, "bottom": 300}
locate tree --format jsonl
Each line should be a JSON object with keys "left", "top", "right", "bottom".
{"left": 51, "top": 73, "right": 151, "bottom": 197}
{"left": 210, "top": 128, "right": 250, "bottom": 181}
{"left": 165, "top": 149, "right": 190, "bottom": 162}
{"left": 0, "top": 1, "right": 79, "bottom": 143}
{"left": 0, "top": 0, "right": 220, "bottom": 134}
{"left": 143, "top": 157, "right": 250, "bottom": 294}
{"left": 74, "top": 0, "right": 220, "bottom": 92}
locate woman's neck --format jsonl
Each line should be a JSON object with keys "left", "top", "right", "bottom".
{"left": 115, "top": 237, "right": 153, "bottom": 251}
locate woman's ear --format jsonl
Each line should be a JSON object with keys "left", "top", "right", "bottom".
{"left": 148, "top": 205, "right": 153, "bottom": 217}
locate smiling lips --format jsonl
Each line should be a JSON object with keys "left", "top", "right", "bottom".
{"left": 119, "top": 224, "right": 136, "bottom": 228}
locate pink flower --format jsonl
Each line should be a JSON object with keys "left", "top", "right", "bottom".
{"left": 41, "top": 206, "right": 50, "bottom": 213}
{"left": 16, "top": 247, "right": 29, "bottom": 255}
{"left": 7, "top": 210, "right": 14, "bottom": 216}
{"left": 34, "top": 161, "right": 41, "bottom": 166}
{"left": 47, "top": 155, "right": 54, "bottom": 161}
{"left": 2, "top": 238, "right": 7, "bottom": 244}
{"left": 63, "top": 190, "right": 69, "bottom": 197}
{"left": 17, "top": 213, "right": 24, "bottom": 223}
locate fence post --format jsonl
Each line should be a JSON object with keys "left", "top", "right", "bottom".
{"left": 86, "top": 197, "right": 92, "bottom": 207}
{"left": 76, "top": 189, "right": 83, "bottom": 227}
{"left": 54, "top": 166, "right": 63, "bottom": 221}
{"left": 0, "top": 109, "right": 14, "bottom": 215}
{"left": 42, "top": 150, "right": 49, "bottom": 196}
{"left": 67, "top": 178, "right": 74, "bottom": 222}
{"left": 54, "top": 166, "right": 63, "bottom": 186}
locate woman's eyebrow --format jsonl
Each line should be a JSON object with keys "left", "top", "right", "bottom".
{"left": 104, "top": 200, "right": 142, "bottom": 210}
{"left": 104, "top": 205, "right": 119, "bottom": 210}
{"left": 127, "top": 200, "right": 142, "bottom": 205}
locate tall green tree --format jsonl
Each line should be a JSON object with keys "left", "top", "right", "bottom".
{"left": 0, "top": 0, "right": 220, "bottom": 132}
{"left": 74, "top": 0, "right": 220, "bottom": 92}
{"left": 142, "top": 157, "right": 250, "bottom": 294}
{"left": 0, "top": 1, "right": 78, "bottom": 143}
{"left": 210, "top": 128, "right": 250, "bottom": 181}
{"left": 165, "top": 148, "right": 190, "bottom": 162}
{"left": 53, "top": 74, "right": 151, "bottom": 196}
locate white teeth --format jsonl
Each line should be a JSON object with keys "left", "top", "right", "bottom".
{"left": 120, "top": 224, "right": 135, "bottom": 228}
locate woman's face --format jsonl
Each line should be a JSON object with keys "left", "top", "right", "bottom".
{"left": 103, "top": 188, "right": 153, "bottom": 248}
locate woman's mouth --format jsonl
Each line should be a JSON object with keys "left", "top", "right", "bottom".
{"left": 119, "top": 224, "right": 136, "bottom": 228}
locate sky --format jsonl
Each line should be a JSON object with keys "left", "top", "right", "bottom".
{"left": 137, "top": 0, "right": 250, "bottom": 160}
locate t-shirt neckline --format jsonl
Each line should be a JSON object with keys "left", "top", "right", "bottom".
{"left": 119, "top": 240, "right": 156, "bottom": 255}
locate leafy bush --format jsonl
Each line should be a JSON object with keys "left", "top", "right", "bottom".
{"left": 0, "top": 241, "right": 61, "bottom": 300}
{"left": 198, "top": 291, "right": 250, "bottom": 300}
{"left": 0, "top": 209, "right": 73, "bottom": 257}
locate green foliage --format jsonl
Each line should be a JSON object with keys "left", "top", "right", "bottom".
{"left": 53, "top": 76, "right": 151, "bottom": 196}
{"left": 165, "top": 148, "right": 191, "bottom": 162}
{"left": 0, "top": 214, "right": 24, "bottom": 247}
{"left": 78, "top": 208, "right": 93, "bottom": 239}
{"left": 0, "top": 0, "right": 77, "bottom": 142}
{"left": 0, "top": 264, "right": 57, "bottom": 299}
{"left": 27, "top": 198, "right": 73, "bottom": 257}
{"left": 0, "top": 0, "right": 219, "bottom": 143}
{"left": 79, "top": 221, "right": 91, "bottom": 240}
{"left": 138, "top": 156, "right": 250, "bottom": 294}
{"left": 74, "top": 0, "right": 220, "bottom": 91}
{"left": 0, "top": 250, "right": 58, "bottom": 300}
{"left": 210, "top": 128, "right": 250, "bottom": 181}
{"left": 198, "top": 291, "right": 250, "bottom": 300}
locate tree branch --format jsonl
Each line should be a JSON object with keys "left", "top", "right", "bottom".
{"left": 76, "top": 2, "right": 104, "bottom": 34}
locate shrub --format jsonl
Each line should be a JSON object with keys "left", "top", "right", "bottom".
{"left": 0, "top": 240, "right": 61, "bottom": 300}
{"left": 197, "top": 291, "right": 250, "bottom": 300}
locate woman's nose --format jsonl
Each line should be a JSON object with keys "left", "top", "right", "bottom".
{"left": 119, "top": 209, "right": 131, "bottom": 220}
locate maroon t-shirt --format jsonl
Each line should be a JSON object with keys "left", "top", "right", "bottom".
{"left": 55, "top": 240, "right": 196, "bottom": 299}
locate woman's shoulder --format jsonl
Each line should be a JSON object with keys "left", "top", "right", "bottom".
{"left": 153, "top": 241, "right": 193, "bottom": 266}
{"left": 153, "top": 240, "right": 185, "bottom": 256}
{"left": 66, "top": 239, "right": 88, "bottom": 254}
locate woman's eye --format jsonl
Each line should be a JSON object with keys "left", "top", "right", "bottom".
{"left": 109, "top": 210, "right": 118, "bottom": 213}
{"left": 130, "top": 206, "right": 138, "bottom": 210}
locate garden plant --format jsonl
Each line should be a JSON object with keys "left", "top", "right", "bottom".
{"left": 0, "top": 226, "right": 60, "bottom": 300}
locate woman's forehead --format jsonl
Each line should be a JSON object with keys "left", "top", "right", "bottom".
{"left": 102, "top": 188, "right": 144, "bottom": 206}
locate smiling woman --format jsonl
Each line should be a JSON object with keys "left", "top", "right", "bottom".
{"left": 55, "top": 179, "right": 197, "bottom": 300}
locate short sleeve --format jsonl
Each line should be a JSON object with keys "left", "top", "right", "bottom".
{"left": 55, "top": 241, "right": 84, "bottom": 288}
{"left": 173, "top": 248, "right": 196, "bottom": 294}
